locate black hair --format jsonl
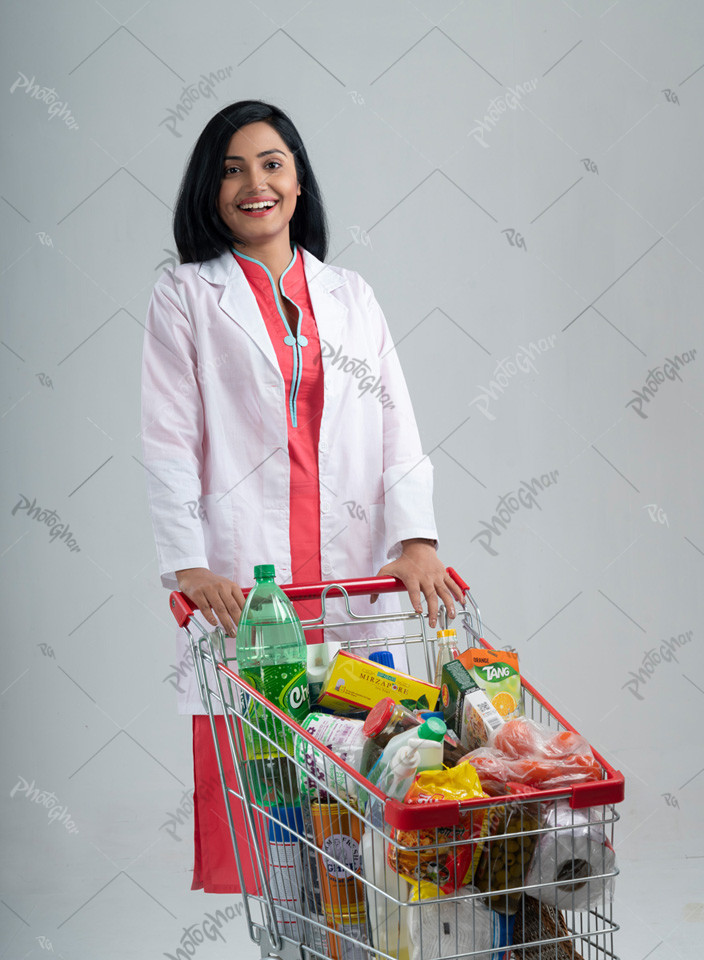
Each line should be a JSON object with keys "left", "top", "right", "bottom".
{"left": 173, "top": 100, "right": 329, "bottom": 264}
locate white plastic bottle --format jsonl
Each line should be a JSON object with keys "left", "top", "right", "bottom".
{"left": 362, "top": 748, "right": 417, "bottom": 960}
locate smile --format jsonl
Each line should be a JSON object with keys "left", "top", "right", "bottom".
{"left": 237, "top": 200, "right": 278, "bottom": 211}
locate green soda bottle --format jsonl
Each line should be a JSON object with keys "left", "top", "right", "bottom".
{"left": 237, "top": 564, "right": 310, "bottom": 759}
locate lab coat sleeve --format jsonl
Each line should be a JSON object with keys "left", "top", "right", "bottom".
{"left": 363, "top": 280, "right": 439, "bottom": 561}
{"left": 140, "top": 274, "right": 209, "bottom": 588}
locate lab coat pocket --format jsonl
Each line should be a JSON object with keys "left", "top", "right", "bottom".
{"left": 199, "top": 492, "right": 236, "bottom": 580}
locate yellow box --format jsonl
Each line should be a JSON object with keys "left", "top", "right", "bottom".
{"left": 317, "top": 650, "right": 440, "bottom": 714}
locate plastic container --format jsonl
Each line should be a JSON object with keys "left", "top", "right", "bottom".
{"left": 433, "top": 628, "right": 461, "bottom": 687}
{"left": 362, "top": 698, "right": 467, "bottom": 774}
{"left": 307, "top": 642, "right": 330, "bottom": 705}
{"left": 236, "top": 564, "right": 310, "bottom": 756}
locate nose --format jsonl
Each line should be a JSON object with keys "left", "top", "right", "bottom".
{"left": 244, "top": 166, "right": 268, "bottom": 193}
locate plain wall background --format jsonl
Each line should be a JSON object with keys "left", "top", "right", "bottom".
{"left": 1, "top": 2, "right": 702, "bottom": 958}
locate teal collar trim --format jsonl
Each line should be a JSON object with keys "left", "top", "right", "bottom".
{"left": 231, "top": 243, "right": 306, "bottom": 427}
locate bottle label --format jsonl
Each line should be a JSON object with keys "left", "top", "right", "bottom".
{"left": 322, "top": 833, "right": 362, "bottom": 878}
{"left": 240, "top": 664, "right": 310, "bottom": 756}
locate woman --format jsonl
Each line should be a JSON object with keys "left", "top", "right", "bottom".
{"left": 141, "top": 100, "right": 462, "bottom": 893}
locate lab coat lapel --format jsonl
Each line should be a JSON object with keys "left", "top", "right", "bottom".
{"left": 199, "top": 249, "right": 279, "bottom": 376}
{"left": 198, "top": 246, "right": 349, "bottom": 374}
{"left": 300, "top": 247, "right": 347, "bottom": 354}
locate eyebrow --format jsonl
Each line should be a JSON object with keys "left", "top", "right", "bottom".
{"left": 223, "top": 149, "right": 287, "bottom": 162}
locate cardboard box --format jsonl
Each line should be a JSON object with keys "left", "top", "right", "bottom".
{"left": 440, "top": 659, "right": 504, "bottom": 750}
{"left": 317, "top": 650, "right": 440, "bottom": 714}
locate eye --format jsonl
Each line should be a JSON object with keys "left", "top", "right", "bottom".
{"left": 223, "top": 165, "right": 239, "bottom": 176}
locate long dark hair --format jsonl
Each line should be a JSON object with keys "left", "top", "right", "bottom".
{"left": 173, "top": 100, "right": 329, "bottom": 265}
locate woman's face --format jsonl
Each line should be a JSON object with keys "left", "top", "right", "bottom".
{"left": 217, "top": 121, "right": 302, "bottom": 251}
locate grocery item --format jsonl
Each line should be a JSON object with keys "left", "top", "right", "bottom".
{"left": 267, "top": 805, "right": 305, "bottom": 939}
{"left": 473, "top": 803, "right": 540, "bottom": 915}
{"left": 463, "top": 718, "right": 602, "bottom": 793}
{"left": 368, "top": 718, "right": 446, "bottom": 801}
{"left": 294, "top": 712, "right": 366, "bottom": 803}
{"left": 512, "top": 895, "right": 585, "bottom": 959}
{"left": 368, "top": 650, "right": 395, "bottom": 669}
{"left": 246, "top": 755, "right": 300, "bottom": 808}
{"left": 376, "top": 744, "right": 422, "bottom": 801}
{"left": 387, "top": 762, "right": 488, "bottom": 893}
{"left": 433, "top": 628, "right": 461, "bottom": 688}
{"left": 362, "top": 795, "right": 411, "bottom": 960}
{"left": 459, "top": 647, "right": 523, "bottom": 719}
{"left": 361, "top": 699, "right": 467, "bottom": 777}
{"left": 325, "top": 902, "right": 371, "bottom": 960}
{"left": 307, "top": 642, "right": 330, "bottom": 705}
{"left": 317, "top": 649, "right": 440, "bottom": 714}
{"left": 236, "top": 564, "right": 310, "bottom": 757}
{"left": 523, "top": 800, "right": 616, "bottom": 911}
{"left": 440, "top": 659, "right": 504, "bottom": 750}
{"left": 310, "top": 801, "right": 365, "bottom": 911}
{"left": 407, "top": 883, "right": 513, "bottom": 960}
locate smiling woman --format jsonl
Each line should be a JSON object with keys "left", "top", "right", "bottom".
{"left": 142, "top": 98, "right": 462, "bottom": 897}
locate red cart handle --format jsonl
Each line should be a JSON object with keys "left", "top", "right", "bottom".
{"left": 169, "top": 568, "right": 471, "bottom": 629}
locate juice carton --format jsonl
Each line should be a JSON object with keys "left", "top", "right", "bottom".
{"left": 458, "top": 648, "right": 523, "bottom": 719}
{"left": 317, "top": 650, "right": 440, "bottom": 714}
{"left": 440, "top": 660, "right": 504, "bottom": 750}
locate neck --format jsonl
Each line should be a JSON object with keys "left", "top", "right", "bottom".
{"left": 231, "top": 237, "right": 295, "bottom": 287}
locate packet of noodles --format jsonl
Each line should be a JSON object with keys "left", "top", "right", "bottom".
{"left": 459, "top": 648, "right": 523, "bottom": 719}
{"left": 386, "top": 763, "right": 488, "bottom": 894}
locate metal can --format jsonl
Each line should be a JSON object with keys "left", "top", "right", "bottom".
{"left": 325, "top": 902, "right": 371, "bottom": 960}
{"left": 310, "top": 801, "right": 364, "bottom": 911}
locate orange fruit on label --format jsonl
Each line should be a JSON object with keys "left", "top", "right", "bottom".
{"left": 491, "top": 691, "right": 518, "bottom": 717}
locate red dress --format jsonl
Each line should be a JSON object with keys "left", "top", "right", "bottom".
{"left": 191, "top": 243, "right": 324, "bottom": 893}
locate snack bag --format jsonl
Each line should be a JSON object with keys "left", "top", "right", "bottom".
{"left": 459, "top": 648, "right": 523, "bottom": 719}
{"left": 386, "top": 763, "right": 488, "bottom": 893}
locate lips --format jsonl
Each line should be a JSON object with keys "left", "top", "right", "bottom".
{"left": 237, "top": 198, "right": 278, "bottom": 210}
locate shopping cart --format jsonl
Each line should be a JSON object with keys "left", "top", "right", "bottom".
{"left": 170, "top": 569, "right": 624, "bottom": 960}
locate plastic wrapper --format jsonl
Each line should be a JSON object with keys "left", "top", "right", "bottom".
{"left": 386, "top": 763, "right": 489, "bottom": 893}
{"left": 407, "top": 883, "right": 494, "bottom": 960}
{"left": 523, "top": 800, "right": 616, "bottom": 911}
{"left": 473, "top": 802, "right": 540, "bottom": 915}
{"left": 462, "top": 718, "right": 602, "bottom": 793}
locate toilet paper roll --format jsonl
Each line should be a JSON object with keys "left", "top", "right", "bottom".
{"left": 524, "top": 802, "right": 616, "bottom": 912}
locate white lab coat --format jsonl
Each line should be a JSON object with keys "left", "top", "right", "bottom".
{"left": 141, "top": 244, "right": 438, "bottom": 713}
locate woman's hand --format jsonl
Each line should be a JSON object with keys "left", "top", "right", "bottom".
{"left": 369, "top": 539, "right": 464, "bottom": 629}
{"left": 175, "top": 567, "right": 246, "bottom": 637}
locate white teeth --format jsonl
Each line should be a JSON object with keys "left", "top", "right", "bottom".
{"left": 238, "top": 201, "right": 277, "bottom": 210}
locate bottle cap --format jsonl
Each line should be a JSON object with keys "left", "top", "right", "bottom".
{"left": 363, "top": 697, "right": 396, "bottom": 738}
{"left": 417, "top": 717, "right": 447, "bottom": 742}
{"left": 368, "top": 650, "right": 395, "bottom": 669}
{"left": 419, "top": 711, "right": 445, "bottom": 721}
{"left": 253, "top": 563, "right": 276, "bottom": 580}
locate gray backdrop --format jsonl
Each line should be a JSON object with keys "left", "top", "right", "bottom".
{"left": 2, "top": 2, "right": 702, "bottom": 958}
